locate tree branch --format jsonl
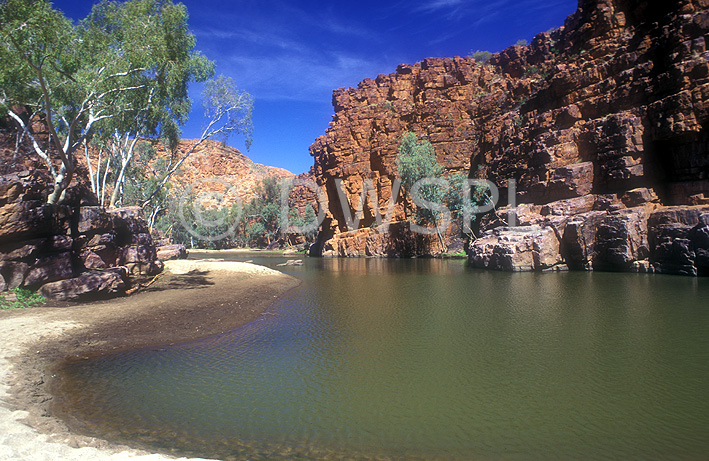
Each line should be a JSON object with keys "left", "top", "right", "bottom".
{"left": 6, "top": 109, "right": 57, "bottom": 177}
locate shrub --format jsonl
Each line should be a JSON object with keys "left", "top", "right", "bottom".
{"left": 0, "top": 288, "right": 47, "bottom": 309}
{"left": 524, "top": 65, "right": 540, "bottom": 76}
{"left": 469, "top": 50, "right": 492, "bottom": 64}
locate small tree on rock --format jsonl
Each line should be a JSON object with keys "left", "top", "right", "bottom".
{"left": 396, "top": 132, "right": 448, "bottom": 252}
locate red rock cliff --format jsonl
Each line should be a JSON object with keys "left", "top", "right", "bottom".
{"left": 307, "top": 0, "right": 709, "bottom": 270}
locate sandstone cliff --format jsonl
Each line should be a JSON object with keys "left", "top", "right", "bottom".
{"left": 307, "top": 0, "right": 709, "bottom": 275}
{"left": 153, "top": 139, "right": 293, "bottom": 204}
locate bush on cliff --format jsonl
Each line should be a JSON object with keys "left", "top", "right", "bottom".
{"left": 396, "top": 132, "right": 448, "bottom": 251}
{"left": 469, "top": 50, "right": 492, "bottom": 63}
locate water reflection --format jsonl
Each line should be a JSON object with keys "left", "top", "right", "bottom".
{"left": 53, "top": 258, "right": 709, "bottom": 459}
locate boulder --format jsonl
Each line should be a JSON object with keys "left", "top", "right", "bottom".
{"left": 540, "top": 195, "right": 596, "bottom": 217}
{"left": 0, "top": 236, "right": 74, "bottom": 262}
{"left": 530, "top": 162, "right": 595, "bottom": 203}
{"left": 0, "top": 172, "right": 43, "bottom": 206}
{"left": 0, "top": 202, "right": 71, "bottom": 243}
{"left": 79, "top": 245, "right": 120, "bottom": 270}
{"left": 120, "top": 245, "right": 157, "bottom": 265}
{"left": 648, "top": 206, "right": 709, "bottom": 276}
{"left": 80, "top": 250, "right": 109, "bottom": 270}
{"left": 124, "top": 259, "right": 163, "bottom": 277}
{"left": 561, "top": 211, "right": 607, "bottom": 270}
{"left": 690, "top": 213, "right": 709, "bottom": 275}
{"left": 0, "top": 173, "right": 163, "bottom": 296}
{"left": 39, "top": 268, "right": 128, "bottom": 301}
{"left": 156, "top": 244, "right": 188, "bottom": 261}
{"left": 47, "top": 235, "right": 74, "bottom": 252}
{"left": 592, "top": 208, "right": 650, "bottom": 271}
{"left": 108, "top": 207, "right": 149, "bottom": 244}
{"left": 120, "top": 244, "right": 163, "bottom": 276}
{"left": 468, "top": 226, "right": 562, "bottom": 271}
{"left": 0, "top": 239, "right": 43, "bottom": 261}
{"left": 75, "top": 206, "right": 113, "bottom": 235}
{"left": 620, "top": 188, "right": 660, "bottom": 208}
{"left": 24, "top": 252, "right": 74, "bottom": 287}
{"left": 75, "top": 232, "right": 116, "bottom": 249}
{"left": 130, "top": 233, "right": 154, "bottom": 246}
{"left": 0, "top": 261, "right": 28, "bottom": 290}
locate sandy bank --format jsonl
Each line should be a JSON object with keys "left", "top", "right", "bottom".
{"left": 0, "top": 260, "right": 300, "bottom": 460}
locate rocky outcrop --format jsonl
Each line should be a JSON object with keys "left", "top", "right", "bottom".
{"left": 155, "top": 139, "right": 294, "bottom": 204}
{"left": 469, "top": 226, "right": 564, "bottom": 272}
{"left": 470, "top": 204, "right": 709, "bottom": 275}
{"left": 307, "top": 0, "right": 709, "bottom": 275}
{"left": 0, "top": 172, "right": 163, "bottom": 300}
{"left": 648, "top": 206, "right": 709, "bottom": 275}
{"left": 39, "top": 267, "right": 128, "bottom": 301}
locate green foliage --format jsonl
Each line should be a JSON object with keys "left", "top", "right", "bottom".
{"left": 396, "top": 133, "right": 443, "bottom": 189}
{"left": 303, "top": 204, "right": 317, "bottom": 235}
{"left": 0, "top": 288, "right": 46, "bottom": 310}
{"left": 202, "top": 75, "right": 254, "bottom": 149}
{"left": 516, "top": 39, "right": 528, "bottom": 46}
{"left": 444, "top": 172, "right": 469, "bottom": 213}
{"left": 246, "top": 221, "right": 266, "bottom": 243}
{"left": 0, "top": 0, "right": 215, "bottom": 203}
{"left": 161, "top": 176, "right": 318, "bottom": 249}
{"left": 167, "top": 190, "right": 242, "bottom": 249}
{"left": 443, "top": 171, "right": 493, "bottom": 234}
{"left": 524, "top": 65, "right": 540, "bottom": 76}
{"left": 396, "top": 133, "right": 499, "bottom": 247}
{"left": 469, "top": 50, "right": 492, "bottom": 64}
{"left": 396, "top": 132, "right": 445, "bottom": 227}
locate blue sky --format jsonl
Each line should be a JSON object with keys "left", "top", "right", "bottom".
{"left": 52, "top": 0, "right": 578, "bottom": 174}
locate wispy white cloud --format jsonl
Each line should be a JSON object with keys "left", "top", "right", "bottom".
{"left": 415, "top": 0, "right": 466, "bottom": 12}
{"left": 216, "top": 52, "right": 390, "bottom": 102}
{"left": 189, "top": 2, "right": 396, "bottom": 103}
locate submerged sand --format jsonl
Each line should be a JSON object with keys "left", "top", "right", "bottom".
{"left": 0, "top": 260, "right": 300, "bottom": 460}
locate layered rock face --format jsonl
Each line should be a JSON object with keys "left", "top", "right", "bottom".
{"left": 156, "top": 139, "right": 294, "bottom": 204}
{"left": 0, "top": 172, "right": 164, "bottom": 300}
{"left": 308, "top": 0, "right": 709, "bottom": 274}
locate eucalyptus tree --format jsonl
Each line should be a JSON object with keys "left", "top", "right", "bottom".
{"left": 396, "top": 132, "right": 449, "bottom": 251}
{"left": 0, "top": 0, "right": 214, "bottom": 205}
{"left": 140, "top": 75, "right": 254, "bottom": 208}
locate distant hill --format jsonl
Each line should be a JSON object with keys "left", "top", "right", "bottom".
{"left": 155, "top": 139, "right": 294, "bottom": 203}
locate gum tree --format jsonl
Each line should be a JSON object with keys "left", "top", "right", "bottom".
{"left": 140, "top": 75, "right": 254, "bottom": 208}
{"left": 0, "top": 0, "right": 214, "bottom": 204}
{"left": 396, "top": 132, "right": 448, "bottom": 252}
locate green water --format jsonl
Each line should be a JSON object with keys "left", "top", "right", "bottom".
{"left": 53, "top": 257, "right": 709, "bottom": 459}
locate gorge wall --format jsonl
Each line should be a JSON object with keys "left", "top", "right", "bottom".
{"left": 307, "top": 0, "right": 709, "bottom": 275}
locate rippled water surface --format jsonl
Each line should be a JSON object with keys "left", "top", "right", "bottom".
{"left": 54, "top": 255, "right": 709, "bottom": 459}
